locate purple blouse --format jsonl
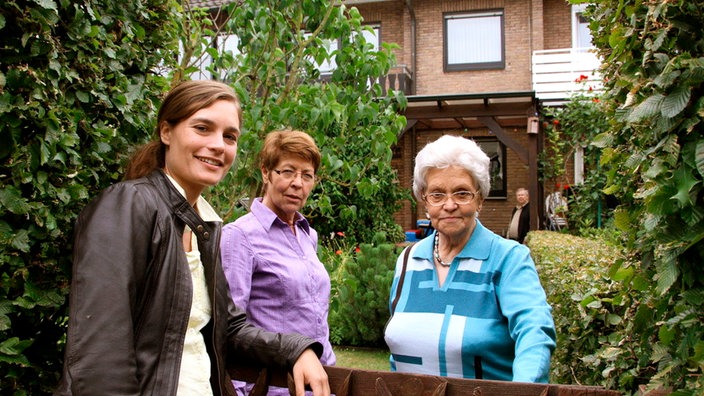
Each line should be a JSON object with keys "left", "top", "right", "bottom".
{"left": 221, "top": 198, "right": 335, "bottom": 393}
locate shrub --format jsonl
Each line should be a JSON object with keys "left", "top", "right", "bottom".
{"left": 322, "top": 232, "right": 402, "bottom": 347}
{"left": 527, "top": 230, "right": 633, "bottom": 389}
{"left": 0, "top": 1, "right": 178, "bottom": 393}
{"left": 588, "top": 1, "right": 704, "bottom": 393}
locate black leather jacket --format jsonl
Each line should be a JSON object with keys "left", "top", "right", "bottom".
{"left": 55, "top": 170, "right": 321, "bottom": 395}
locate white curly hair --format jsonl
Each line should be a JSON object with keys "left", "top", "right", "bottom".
{"left": 412, "top": 134, "right": 491, "bottom": 202}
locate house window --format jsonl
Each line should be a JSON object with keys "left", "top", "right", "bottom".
{"left": 317, "top": 23, "right": 380, "bottom": 74}
{"left": 316, "top": 37, "right": 338, "bottom": 74}
{"left": 361, "top": 23, "right": 380, "bottom": 52}
{"left": 180, "top": 34, "right": 241, "bottom": 81}
{"left": 572, "top": 4, "right": 594, "bottom": 50}
{"left": 474, "top": 138, "right": 506, "bottom": 198}
{"left": 444, "top": 10, "right": 505, "bottom": 71}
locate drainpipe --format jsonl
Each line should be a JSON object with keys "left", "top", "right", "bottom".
{"left": 405, "top": 0, "right": 416, "bottom": 94}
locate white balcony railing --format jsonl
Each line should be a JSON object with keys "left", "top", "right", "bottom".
{"left": 532, "top": 47, "right": 603, "bottom": 105}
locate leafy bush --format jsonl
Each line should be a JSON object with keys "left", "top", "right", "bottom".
{"left": 0, "top": 1, "right": 179, "bottom": 393}
{"left": 527, "top": 230, "right": 635, "bottom": 389}
{"left": 322, "top": 232, "right": 402, "bottom": 347}
{"left": 539, "top": 78, "right": 611, "bottom": 232}
{"left": 0, "top": 1, "right": 410, "bottom": 393}
{"left": 587, "top": 0, "right": 704, "bottom": 393}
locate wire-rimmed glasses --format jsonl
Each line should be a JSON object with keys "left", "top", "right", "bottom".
{"left": 273, "top": 169, "right": 316, "bottom": 183}
{"left": 423, "top": 190, "right": 478, "bottom": 206}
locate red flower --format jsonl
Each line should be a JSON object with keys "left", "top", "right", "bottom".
{"left": 336, "top": 231, "right": 345, "bottom": 237}
{"left": 552, "top": 119, "right": 560, "bottom": 125}
{"left": 355, "top": 246, "right": 361, "bottom": 253}
{"left": 592, "top": 98, "right": 600, "bottom": 103}
{"left": 575, "top": 74, "right": 589, "bottom": 83}
{"left": 335, "top": 250, "right": 342, "bottom": 255}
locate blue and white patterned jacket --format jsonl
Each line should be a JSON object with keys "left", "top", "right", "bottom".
{"left": 384, "top": 219, "right": 556, "bottom": 383}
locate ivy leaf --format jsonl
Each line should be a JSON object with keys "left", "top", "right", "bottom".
{"left": 613, "top": 208, "right": 632, "bottom": 232}
{"left": 696, "top": 140, "right": 704, "bottom": 178}
{"left": 0, "top": 337, "right": 34, "bottom": 358}
{"left": 11, "top": 229, "right": 31, "bottom": 252}
{"left": 693, "top": 340, "right": 704, "bottom": 364}
{"left": 661, "top": 85, "right": 691, "bottom": 118}
{"left": 31, "top": 0, "right": 57, "bottom": 11}
{"left": 0, "top": 186, "right": 32, "bottom": 215}
{"left": 628, "top": 93, "right": 664, "bottom": 122}
{"left": 670, "top": 166, "right": 699, "bottom": 207}
{"left": 656, "top": 258, "right": 679, "bottom": 295}
{"left": 658, "top": 325, "right": 676, "bottom": 347}
{"left": 606, "top": 313, "right": 622, "bottom": 326}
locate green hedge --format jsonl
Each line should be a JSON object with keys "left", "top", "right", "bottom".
{"left": 322, "top": 232, "right": 402, "bottom": 347}
{"left": 0, "top": 1, "right": 179, "bottom": 393}
{"left": 527, "top": 230, "right": 640, "bottom": 391}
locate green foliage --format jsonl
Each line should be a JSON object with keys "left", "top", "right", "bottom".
{"left": 528, "top": 231, "right": 640, "bottom": 390}
{"left": 322, "top": 232, "right": 402, "bottom": 347}
{"left": 192, "top": 0, "right": 409, "bottom": 244}
{"left": 0, "top": 0, "right": 180, "bottom": 393}
{"left": 581, "top": 0, "right": 704, "bottom": 393}
{"left": 540, "top": 78, "right": 612, "bottom": 232}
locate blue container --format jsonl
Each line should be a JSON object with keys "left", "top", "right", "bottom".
{"left": 416, "top": 219, "right": 431, "bottom": 228}
{"left": 405, "top": 230, "right": 419, "bottom": 242}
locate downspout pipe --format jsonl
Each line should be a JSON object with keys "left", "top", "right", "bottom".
{"left": 405, "top": 0, "right": 416, "bottom": 94}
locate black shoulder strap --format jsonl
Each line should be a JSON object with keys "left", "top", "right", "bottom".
{"left": 391, "top": 244, "right": 414, "bottom": 315}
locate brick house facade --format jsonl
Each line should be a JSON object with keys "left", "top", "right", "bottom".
{"left": 348, "top": 0, "right": 584, "bottom": 236}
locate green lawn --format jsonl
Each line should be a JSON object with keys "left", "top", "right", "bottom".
{"left": 332, "top": 346, "right": 390, "bottom": 371}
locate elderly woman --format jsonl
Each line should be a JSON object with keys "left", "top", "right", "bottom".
{"left": 384, "top": 134, "right": 556, "bottom": 383}
{"left": 221, "top": 130, "right": 335, "bottom": 395}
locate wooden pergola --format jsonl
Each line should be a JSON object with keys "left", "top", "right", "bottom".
{"left": 401, "top": 91, "right": 544, "bottom": 231}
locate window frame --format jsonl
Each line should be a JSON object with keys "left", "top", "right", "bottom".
{"left": 473, "top": 137, "right": 507, "bottom": 199}
{"left": 572, "top": 4, "right": 594, "bottom": 50}
{"left": 443, "top": 10, "right": 505, "bottom": 72}
{"left": 315, "top": 22, "right": 381, "bottom": 75}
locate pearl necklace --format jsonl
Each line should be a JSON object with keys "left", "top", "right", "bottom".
{"left": 433, "top": 233, "right": 452, "bottom": 267}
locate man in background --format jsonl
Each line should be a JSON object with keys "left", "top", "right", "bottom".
{"left": 507, "top": 187, "right": 530, "bottom": 244}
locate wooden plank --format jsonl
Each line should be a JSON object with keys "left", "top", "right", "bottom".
{"left": 228, "top": 364, "right": 622, "bottom": 396}
{"left": 532, "top": 73, "right": 595, "bottom": 84}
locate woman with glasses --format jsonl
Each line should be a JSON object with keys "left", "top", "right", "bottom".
{"left": 221, "top": 130, "right": 335, "bottom": 395}
{"left": 384, "top": 134, "right": 556, "bottom": 383}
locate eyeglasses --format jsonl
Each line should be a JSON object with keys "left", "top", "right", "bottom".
{"left": 423, "top": 191, "right": 478, "bottom": 206}
{"left": 273, "top": 169, "right": 316, "bottom": 183}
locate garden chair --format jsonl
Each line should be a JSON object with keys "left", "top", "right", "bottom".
{"left": 545, "top": 191, "right": 569, "bottom": 231}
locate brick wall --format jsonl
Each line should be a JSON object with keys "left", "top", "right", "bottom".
{"left": 543, "top": 0, "right": 572, "bottom": 49}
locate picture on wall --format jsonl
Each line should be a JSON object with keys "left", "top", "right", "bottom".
{"left": 474, "top": 138, "right": 507, "bottom": 198}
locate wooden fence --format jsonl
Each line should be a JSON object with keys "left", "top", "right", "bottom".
{"left": 229, "top": 364, "right": 622, "bottom": 396}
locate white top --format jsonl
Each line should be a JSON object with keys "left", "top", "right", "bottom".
{"left": 165, "top": 174, "right": 219, "bottom": 396}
